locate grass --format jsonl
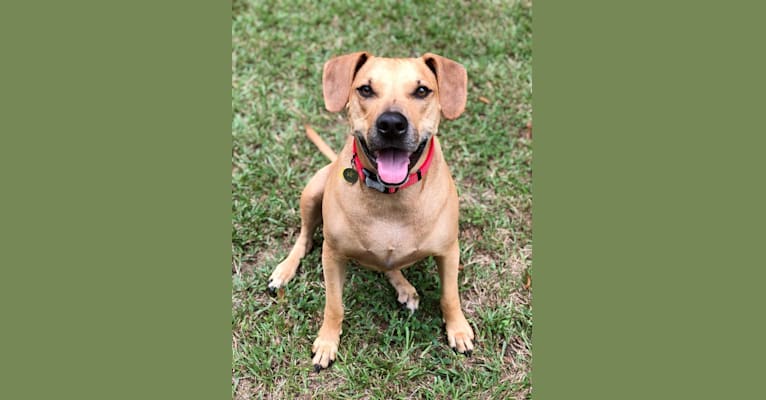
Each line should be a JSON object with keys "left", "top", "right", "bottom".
{"left": 232, "top": 0, "right": 532, "bottom": 398}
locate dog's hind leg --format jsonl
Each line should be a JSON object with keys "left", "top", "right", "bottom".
{"left": 268, "top": 164, "right": 330, "bottom": 292}
{"left": 385, "top": 269, "right": 420, "bottom": 313}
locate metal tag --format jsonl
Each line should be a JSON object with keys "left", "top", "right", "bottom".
{"left": 342, "top": 168, "right": 358, "bottom": 184}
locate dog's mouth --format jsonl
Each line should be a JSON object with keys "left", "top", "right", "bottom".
{"left": 358, "top": 138, "right": 428, "bottom": 185}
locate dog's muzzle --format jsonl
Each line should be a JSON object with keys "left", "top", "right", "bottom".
{"left": 364, "top": 111, "right": 422, "bottom": 184}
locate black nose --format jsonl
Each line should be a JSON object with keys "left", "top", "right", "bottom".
{"left": 376, "top": 111, "right": 408, "bottom": 138}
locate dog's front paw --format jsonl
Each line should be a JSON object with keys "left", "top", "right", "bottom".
{"left": 311, "top": 335, "right": 340, "bottom": 372}
{"left": 445, "top": 316, "right": 475, "bottom": 356}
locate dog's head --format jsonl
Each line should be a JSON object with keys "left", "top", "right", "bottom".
{"left": 322, "top": 52, "right": 467, "bottom": 185}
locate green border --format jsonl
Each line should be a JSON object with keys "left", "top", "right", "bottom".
{"left": 534, "top": 1, "right": 766, "bottom": 398}
{"left": 1, "top": 1, "right": 231, "bottom": 399}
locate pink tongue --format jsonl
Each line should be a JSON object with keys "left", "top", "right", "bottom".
{"left": 376, "top": 149, "right": 410, "bottom": 184}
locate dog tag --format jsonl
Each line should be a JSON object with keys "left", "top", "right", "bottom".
{"left": 342, "top": 168, "right": 358, "bottom": 184}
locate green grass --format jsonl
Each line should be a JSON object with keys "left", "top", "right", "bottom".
{"left": 232, "top": 0, "right": 532, "bottom": 398}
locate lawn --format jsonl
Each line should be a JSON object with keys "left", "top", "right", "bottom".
{"left": 232, "top": 0, "right": 532, "bottom": 398}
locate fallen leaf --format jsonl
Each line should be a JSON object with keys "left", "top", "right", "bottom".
{"left": 520, "top": 121, "right": 532, "bottom": 140}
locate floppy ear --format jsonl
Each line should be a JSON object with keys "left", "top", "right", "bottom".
{"left": 422, "top": 53, "right": 467, "bottom": 120}
{"left": 322, "top": 51, "right": 371, "bottom": 112}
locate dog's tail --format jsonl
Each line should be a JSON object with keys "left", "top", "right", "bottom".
{"left": 305, "top": 124, "right": 337, "bottom": 162}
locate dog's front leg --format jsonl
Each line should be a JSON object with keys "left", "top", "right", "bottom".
{"left": 435, "top": 241, "right": 475, "bottom": 356}
{"left": 311, "top": 242, "right": 347, "bottom": 371}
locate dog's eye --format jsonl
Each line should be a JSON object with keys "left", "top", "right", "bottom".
{"left": 413, "top": 86, "right": 432, "bottom": 99}
{"left": 357, "top": 85, "right": 374, "bottom": 98}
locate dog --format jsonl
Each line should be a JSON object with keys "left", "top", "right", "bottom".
{"left": 267, "top": 52, "right": 474, "bottom": 371}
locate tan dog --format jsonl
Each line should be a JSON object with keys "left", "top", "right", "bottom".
{"left": 268, "top": 52, "right": 474, "bottom": 371}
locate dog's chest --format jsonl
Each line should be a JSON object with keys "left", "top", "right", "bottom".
{"left": 325, "top": 208, "right": 450, "bottom": 271}
{"left": 353, "top": 220, "right": 426, "bottom": 270}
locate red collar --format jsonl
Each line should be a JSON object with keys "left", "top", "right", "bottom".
{"left": 352, "top": 138, "right": 435, "bottom": 194}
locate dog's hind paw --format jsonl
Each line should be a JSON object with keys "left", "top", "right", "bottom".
{"left": 397, "top": 290, "right": 420, "bottom": 313}
{"left": 267, "top": 259, "right": 298, "bottom": 293}
{"left": 386, "top": 270, "right": 419, "bottom": 313}
{"left": 266, "top": 278, "right": 280, "bottom": 296}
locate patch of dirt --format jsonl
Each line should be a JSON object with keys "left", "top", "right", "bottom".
{"left": 234, "top": 377, "right": 256, "bottom": 400}
{"left": 305, "top": 371, "right": 346, "bottom": 398}
{"left": 460, "top": 225, "right": 484, "bottom": 244}
{"left": 232, "top": 237, "right": 288, "bottom": 276}
{"left": 507, "top": 244, "right": 532, "bottom": 279}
